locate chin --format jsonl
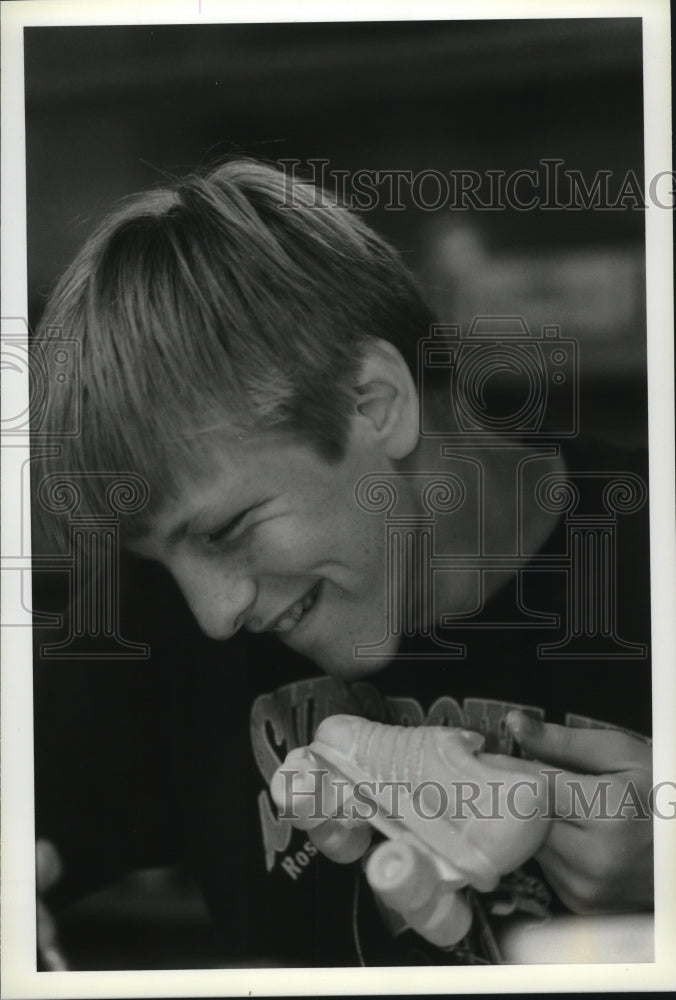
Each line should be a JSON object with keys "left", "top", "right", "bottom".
{"left": 312, "top": 633, "right": 401, "bottom": 680}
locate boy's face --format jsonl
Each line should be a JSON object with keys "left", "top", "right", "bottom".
{"left": 127, "top": 425, "right": 408, "bottom": 678}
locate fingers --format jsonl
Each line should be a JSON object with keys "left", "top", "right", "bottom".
{"left": 535, "top": 830, "right": 636, "bottom": 915}
{"left": 36, "top": 839, "right": 68, "bottom": 971}
{"left": 535, "top": 796, "right": 654, "bottom": 914}
{"left": 533, "top": 836, "right": 595, "bottom": 914}
{"left": 366, "top": 839, "right": 473, "bottom": 947}
{"left": 36, "top": 838, "right": 63, "bottom": 894}
{"left": 506, "top": 712, "right": 652, "bottom": 774}
{"left": 308, "top": 818, "right": 372, "bottom": 864}
{"left": 37, "top": 900, "right": 68, "bottom": 971}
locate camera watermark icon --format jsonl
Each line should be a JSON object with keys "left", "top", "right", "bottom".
{"left": 352, "top": 313, "right": 646, "bottom": 660}
{"left": 1, "top": 317, "right": 81, "bottom": 437}
{"left": 418, "top": 317, "right": 578, "bottom": 440}
{"left": 2, "top": 317, "right": 74, "bottom": 628}
{"left": 2, "top": 317, "right": 150, "bottom": 656}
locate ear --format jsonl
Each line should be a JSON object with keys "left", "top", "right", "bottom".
{"left": 353, "top": 339, "right": 419, "bottom": 460}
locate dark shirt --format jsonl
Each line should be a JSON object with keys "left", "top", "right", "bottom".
{"left": 33, "top": 443, "right": 652, "bottom": 966}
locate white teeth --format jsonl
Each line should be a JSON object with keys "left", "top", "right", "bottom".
{"left": 271, "top": 585, "right": 318, "bottom": 633}
{"left": 273, "top": 613, "right": 300, "bottom": 634}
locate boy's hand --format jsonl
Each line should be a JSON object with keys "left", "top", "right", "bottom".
{"left": 506, "top": 712, "right": 653, "bottom": 914}
{"left": 36, "top": 839, "right": 68, "bottom": 971}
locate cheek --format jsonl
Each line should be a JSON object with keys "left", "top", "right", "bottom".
{"left": 247, "top": 497, "right": 388, "bottom": 576}
{"left": 311, "top": 505, "right": 387, "bottom": 572}
{"left": 246, "top": 520, "right": 323, "bottom": 570}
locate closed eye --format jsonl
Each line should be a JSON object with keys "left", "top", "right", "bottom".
{"left": 202, "top": 510, "right": 249, "bottom": 546}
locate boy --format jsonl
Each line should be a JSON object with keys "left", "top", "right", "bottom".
{"left": 33, "top": 160, "right": 653, "bottom": 967}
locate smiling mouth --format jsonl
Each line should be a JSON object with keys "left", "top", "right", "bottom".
{"left": 269, "top": 581, "right": 321, "bottom": 634}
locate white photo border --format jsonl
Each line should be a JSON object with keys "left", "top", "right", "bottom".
{"left": 2, "top": 0, "right": 674, "bottom": 995}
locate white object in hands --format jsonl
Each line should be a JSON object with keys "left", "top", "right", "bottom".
{"left": 271, "top": 714, "right": 552, "bottom": 948}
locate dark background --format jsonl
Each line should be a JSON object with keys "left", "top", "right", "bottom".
{"left": 26, "top": 18, "right": 650, "bottom": 970}
{"left": 26, "top": 19, "right": 647, "bottom": 398}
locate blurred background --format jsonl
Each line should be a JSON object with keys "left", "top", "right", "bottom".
{"left": 25, "top": 18, "right": 648, "bottom": 446}
{"left": 25, "top": 17, "right": 648, "bottom": 970}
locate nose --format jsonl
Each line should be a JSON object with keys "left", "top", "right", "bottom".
{"left": 170, "top": 558, "right": 258, "bottom": 641}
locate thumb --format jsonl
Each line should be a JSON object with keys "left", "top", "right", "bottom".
{"left": 506, "top": 711, "right": 649, "bottom": 774}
